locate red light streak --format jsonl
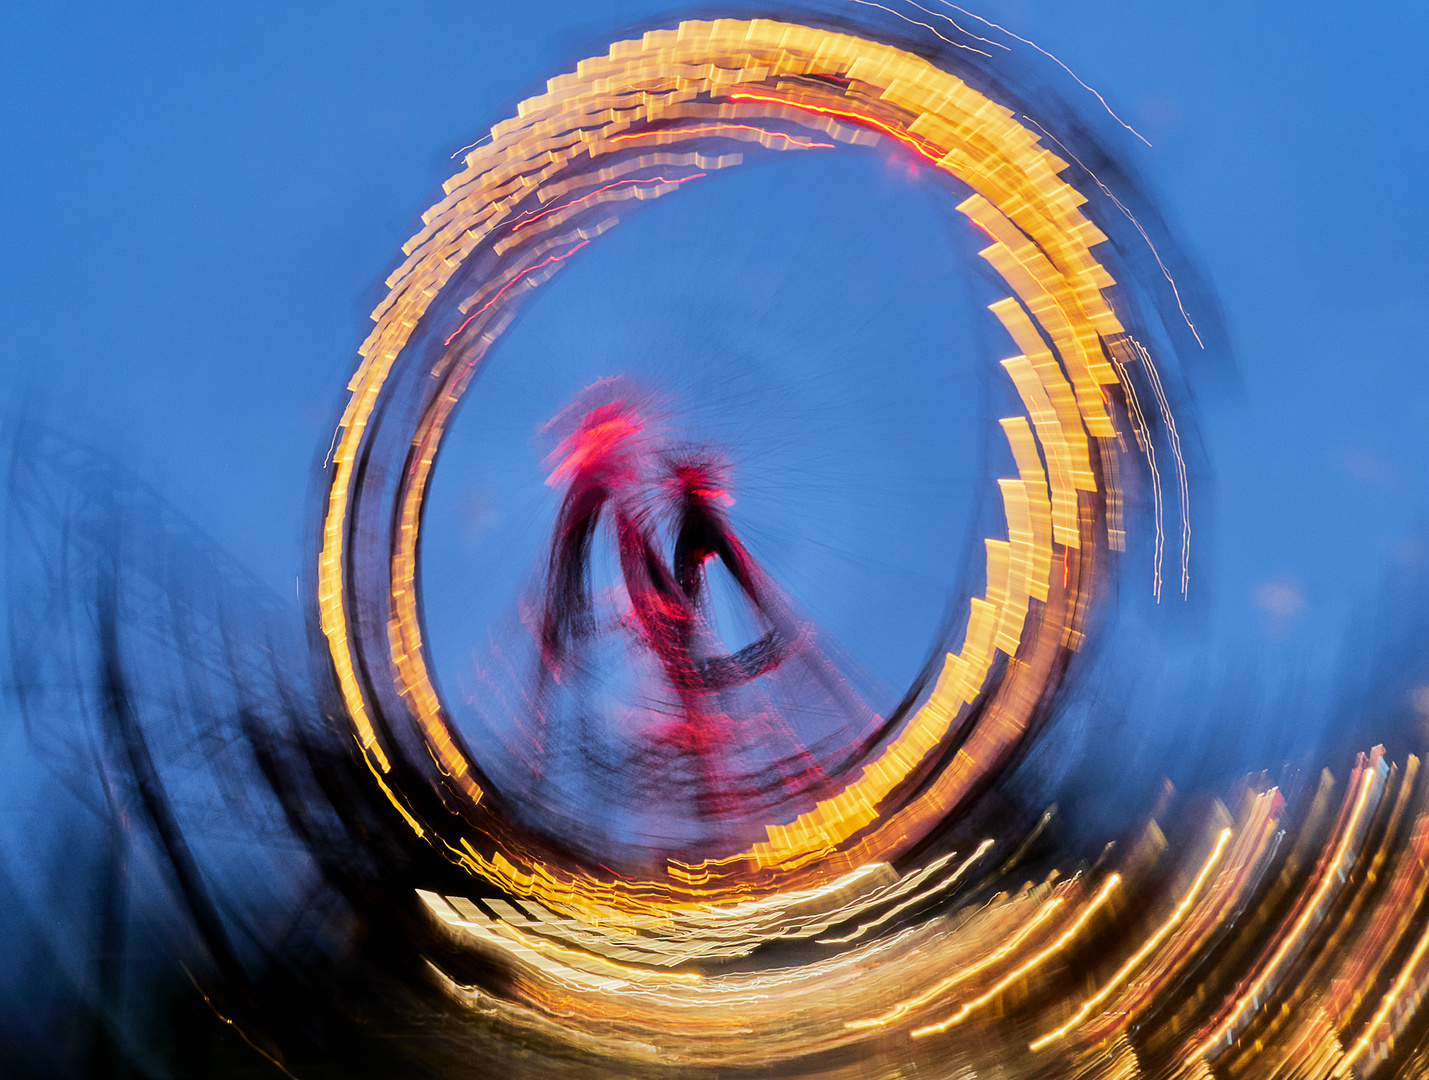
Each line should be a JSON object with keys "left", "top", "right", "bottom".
{"left": 511, "top": 173, "right": 707, "bottom": 232}
{"left": 727, "top": 92, "right": 941, "bottom": 163}
{"left": 609, "top": 124, "right": 835, "bottom": 150}
{"left": 442, "top": 240, "right": 591, "bottom": 347}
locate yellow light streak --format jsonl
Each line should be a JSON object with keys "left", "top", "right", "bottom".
{"left": 848, "top": 890, "right": 1065, "bottom": 1029}
{"left": 911, "top": 874, "right": 1121, "bottom": 1037}
{"left": 1029, "top": 827, "right": 1232, "bottom": 1050}
{"left": 821, "top": 840, "right": 993, "bottom": 945}
{"left": 1195, "top": 766, "right": 1378, "bottom": 1060}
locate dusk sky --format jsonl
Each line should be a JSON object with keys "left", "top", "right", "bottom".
{"left": 4, "top": 1, "right": 1428, "bottom": 777}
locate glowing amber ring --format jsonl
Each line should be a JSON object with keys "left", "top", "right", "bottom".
{"left": 316, "top": 18, "right": 1129, "bottom": 913}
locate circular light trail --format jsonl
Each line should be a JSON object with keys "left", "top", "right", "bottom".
{"left": 318, "top": 18, "right": 1139, "bottom": 918}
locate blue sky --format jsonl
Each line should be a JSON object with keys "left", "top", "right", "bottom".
{"left": 3, "top": 1, "right": 1427, "bottom": 767}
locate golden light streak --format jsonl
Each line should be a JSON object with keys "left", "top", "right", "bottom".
{"left": 1338, "top": 899, "right": 1429, "bottom": 1075}
{"left": 1194, "top": 765, "right": 1379, "bottom": 1060}
{"left": 1324, "top": 763, "right": 1429, "bottom": 1031}
{"left": 1020, "top": 114, "right": 1203, "bottom": 348}
{"left": 429, "top": 898, "right": 707, "bottom": 987}
{"left": 847, "top": 890, "right": 1066, "bottom": 1029}
{"left": 608, "top": 125, "right": 836, "bottom": 150}
{"left": 1029, "top": 827, "right": 1232, "bottom": 1050}
{"left": 820, "top": 839, "right": 994, "bottom": 945}
{"left": 725, "top": 92, "right": 943, "bottom": 162}
{"left": 911, "top": 874, "right": 1122, "bottom": 1037}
